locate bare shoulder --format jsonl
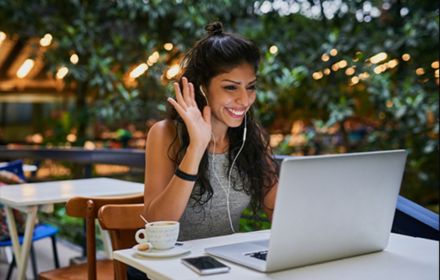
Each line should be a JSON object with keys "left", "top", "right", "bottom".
{"left": 148, "top": 119, "right": 175, "bottom": 137}
{"left": 147, "top": 119, "right": 178, "bottom": 152}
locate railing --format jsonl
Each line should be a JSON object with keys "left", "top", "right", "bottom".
{"left": 0, "top": 145, "right": 145, "bottom": 177}
{"left": 1, "top": 145, "right": 438, "bottom": 240}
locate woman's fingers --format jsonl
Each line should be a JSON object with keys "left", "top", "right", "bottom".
{"left": 173, "top": 82, "right": 187, "bottom": 110}
{"left": 174, "top": 77, "right": 198, "bottom": 109}
{"left": 181, "top": 77, "right": 190, "bottom": 104}
{"left": 182, "top": 77, "right": 195, "bottom": 105}
{"left": 167, "top": 97, "right": 187, "bottom": 118}
{"left": 188, "top": 82, "right": 197, "bottom": 106}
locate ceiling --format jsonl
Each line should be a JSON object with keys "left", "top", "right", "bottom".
{"left": 0, "top": 34, "right": 73, "bottom": 103}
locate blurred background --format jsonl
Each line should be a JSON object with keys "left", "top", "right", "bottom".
{"left": 0, "top": 0, "right": 438, "bottom": 218}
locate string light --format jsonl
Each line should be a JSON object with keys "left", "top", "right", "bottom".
{"left": 84, "top": 141, "right": 96, "bottom": 150}
{"left": 269, "top": 45, "right": 278, "bottom": 54}
{"left": 387, "top": 59, "right": 399, "bottom": 69}
{"left": 321, "top": 54, "right": 330, "bottom": 62}
{"left": 129, "top": 63, "right": 148, "bottom": 79}
{"left": 312, "top": 71, "right": 324, "bottom": 80}
{"left": 164, "top": 43, "right": 174, "bottom": 51}
{"left": 331, "top": 63, "right": 339, "bottom": 71}
{"left": 39, "top": 33, "right": 53, "bottom": 47}
{"left": 337, "top": 60, "right": 348, "bottom": 69}
{"left": 166, "top": 65, "right": 180, "bottom": 79}
{"left": 359, "top": 72, "right": 370, "bottom": 80}
{"left": 345, "top": 67, "right": 355, "bottom": 76}
{"left": 0, "top": 31, "right": 6, "bottom": 46}
{"left": 369, "top": 52, "right": 387, "bottom": 64}
{"left": 415, "top": 68, "right": 425, "bottom": 76}
{"left": 66, "top": 133, "right": 77, "bottom": 142}
{"left": 56, "top": 66, "right": 69, "bottom": 79}
{"left": 330, "top": 49, "right": 338, "bottom": 56}
{"left": 70, "top": 53, "right": 79, "bottom": 64}
{"left": 31, "top": 134, "right": 43, "bottom": 144}
{"left": 402, "top": 53, "right": 411, "bottom": 61}
{"left": 374, "top": 64, "right": 387, "bottom": 74}
{"left": 350, "top": 76, "right": 360, "bottom": 85}
{"left": 431, "top": 61, "right": 439, "bottom": 69}
{"left": 147, "top": 51, "right": 160, "bottom": 66}
{"left": 16, "top": 59, "right": 34, "bottom": 78}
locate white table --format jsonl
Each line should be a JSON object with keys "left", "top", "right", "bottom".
{"left": 0, "top": 177, "right": 144, "bottom": 280}
{"left": 113, "top": 230, "right": 439, "bottom": 280}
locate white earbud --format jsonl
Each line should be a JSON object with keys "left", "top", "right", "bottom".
{"left": 199, "top": 85, "right": 207, "bottom": 97}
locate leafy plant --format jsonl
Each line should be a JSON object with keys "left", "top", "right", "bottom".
{"left": 0, "top": 0, "right": 437, "bottom": 213}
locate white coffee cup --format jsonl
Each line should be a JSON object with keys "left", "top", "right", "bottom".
{"left": 135, "top": 221, "right": 179, "bottom": 250}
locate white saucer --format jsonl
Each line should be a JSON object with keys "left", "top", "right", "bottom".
{"left": 133, "top": 244, "right": 191, "bottom": 258}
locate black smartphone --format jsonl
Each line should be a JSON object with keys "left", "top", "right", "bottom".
{"left": 181, "top": 256, "right": 230, "bottom": 275}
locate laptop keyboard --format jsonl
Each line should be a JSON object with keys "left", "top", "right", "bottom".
{"left": 245, "top": 250, "right": 268, "bottom": 261}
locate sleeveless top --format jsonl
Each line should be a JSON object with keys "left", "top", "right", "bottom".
{"left": 178, "top": 152, "right": 251, "bottom": 241}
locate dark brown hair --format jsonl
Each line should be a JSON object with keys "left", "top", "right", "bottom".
{"left": 168, "top": 22, "right": 278, "bottom": 214}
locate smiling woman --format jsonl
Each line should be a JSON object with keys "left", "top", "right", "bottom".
{"left": 206, "top": 64, "right": 257, "bottom": 128}
{"left": 134, "top": 21, "right": 280, "bottom": 280}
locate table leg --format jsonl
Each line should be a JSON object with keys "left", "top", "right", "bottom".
{"left": 5, "top": 205, "right": 38, "bottom": 280}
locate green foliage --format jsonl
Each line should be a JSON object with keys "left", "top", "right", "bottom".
{"left": 250, "top": 1, "right": 439, "bottom": 211}
{"left": 240, "top": 208, "right": 271, "bottom": 232}
{"left": 0, "top": 0, "right": 438, "bottom": 213}
{"left": 39, "top": 204, "right": 84, "bottom": 245}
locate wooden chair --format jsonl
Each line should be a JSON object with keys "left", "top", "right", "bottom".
{"left": 39, "top": 194, "right": 143, "bottom": 280}
{"left": 98, "top": 203, "right": 145, "bottom": 280}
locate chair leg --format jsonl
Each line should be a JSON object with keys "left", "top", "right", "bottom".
{"left": 30, "top": 244, "right": 38, "bottom": 279}
{"left": 51, "top": 235, "right": 60, "bottom": 268}
{"left": 4, "top": 238, "right": 58, "bottom": 279}
{"left": 6, "top": 255, "right": 15, "bottom": 280}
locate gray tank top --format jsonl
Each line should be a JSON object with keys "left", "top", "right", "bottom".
{"left": 178, "top": 152, "right": 251, "bottom": 241}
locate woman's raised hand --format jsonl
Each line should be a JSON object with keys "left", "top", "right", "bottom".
{"left": 167, "top": 77, "right": 212, "bottom": 152}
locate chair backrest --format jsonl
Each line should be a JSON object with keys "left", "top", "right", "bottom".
{"left": 65, "top": 194, "right": 144, "bottom": 280}
{"left": 98, "top": 203, "right": 145, "bottom": 280}
{"left": 0, "top": 160, "right": 25, "bottom": 181}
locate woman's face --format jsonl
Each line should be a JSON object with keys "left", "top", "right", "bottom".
{"left": 205, "top": 63, "right": 257, "bottom": 129}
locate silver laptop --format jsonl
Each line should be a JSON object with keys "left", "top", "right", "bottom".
{"left": 205, "top": 150, "right": 407, "bottom": 272}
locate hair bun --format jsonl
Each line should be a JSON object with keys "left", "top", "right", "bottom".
{"left": 205, "top": 22, "right": 224, "bottom": 36}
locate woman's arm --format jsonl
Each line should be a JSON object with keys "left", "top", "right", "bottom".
{"left": 262, "top": 183, "right": 278, "bottom": 221}
{"left": 142, "top": 120, "right": 205, "bottom": 221}
{"left": 262, "top": 141, "right": 279, "bottom": 221}
{"left": 143, "top": 77, "right": 212, "bottom": 221}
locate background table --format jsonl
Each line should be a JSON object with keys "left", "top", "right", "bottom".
{"left": 0, "top": 177, "right": 144, "bottom": 280}
{"left": 114, "top": 230, "right": 439, "bottom": 280}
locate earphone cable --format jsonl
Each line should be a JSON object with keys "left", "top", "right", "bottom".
{"left": 211, "top": 115, "right": 247, "bottom": 233}
{"left": 211, "top": 134, "right": 235, "bottom": 232}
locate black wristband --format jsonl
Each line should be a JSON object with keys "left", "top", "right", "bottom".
{"left": 175, "top": 167, "right": 198, "bottom": 182}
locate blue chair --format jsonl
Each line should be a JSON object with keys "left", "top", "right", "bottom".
{"left": 0, "top": 160, "right": 60, "bottom": 279}
{"left": 392, "top": 195, "right": 439, "bottom": 241}
{"left": 0, "top": 225, "right": 60, "bottom": 279}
